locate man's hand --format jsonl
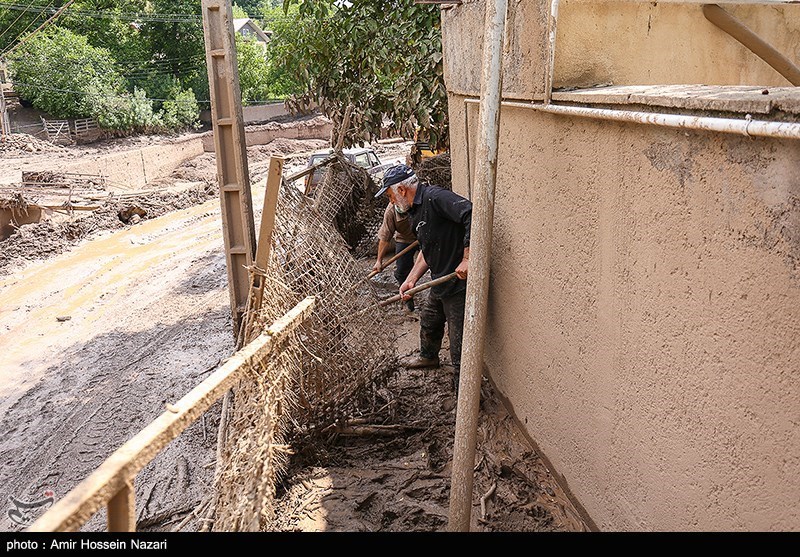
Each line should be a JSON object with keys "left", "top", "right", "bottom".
{"left": 372, "top": 259, "right": 383, "bottom": 273}
{"left": 455, "top": 257, "right": 469, "bottom": 280}
{"left": 400, "top": 278, "right": 417, "bottom": 301}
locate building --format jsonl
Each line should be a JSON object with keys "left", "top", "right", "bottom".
{"left": 233, "top": 18, "right": 272, "bottom": 50}
{"left": 442, "top": 0, "right": 800, "bottom": 531}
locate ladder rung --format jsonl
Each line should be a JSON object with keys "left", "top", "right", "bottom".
{"left": 228, "top": 246, "right": 247, "bottom": 254}
{"left": 217, "top": 118, "right": 233, "bottom": 126}
{"left": 210, "top": 49, "right": 225, "bottom": 57}
{"left": 222, "top": 184, "right": 240, "bottom": 192}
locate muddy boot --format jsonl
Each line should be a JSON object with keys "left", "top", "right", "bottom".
{"left": 400, "top": 355, "right": 440, "bottom": 368}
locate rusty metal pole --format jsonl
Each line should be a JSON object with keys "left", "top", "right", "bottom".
{"left": 448, "top": 0, "right": 507, "bottom": 532}
{"left": 703, "top": 4, "right": 800, "bottom": 86}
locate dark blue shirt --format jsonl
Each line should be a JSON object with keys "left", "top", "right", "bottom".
{"left": 408, "top": 183, "right": 472, "bottom": 299}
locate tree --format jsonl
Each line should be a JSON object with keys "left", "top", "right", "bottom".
{"left": 8, "top": 26, "right": 126, "bottom": 118}
{"left": 274, "top": 0, "right": 448, "bottom": 149}
{"left": 236, "top": 35, "right": 272, "bottom": 104}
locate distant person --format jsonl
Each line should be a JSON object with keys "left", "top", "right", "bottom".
{"left": 375, "top": 165, "right": 471, "bottom": 392}
{"left": 373, "top": 199, "right": 419, "bottom": 313}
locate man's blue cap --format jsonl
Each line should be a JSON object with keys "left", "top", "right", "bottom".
{"left": 374, "top": 164, "right": 415, "bottom": 198}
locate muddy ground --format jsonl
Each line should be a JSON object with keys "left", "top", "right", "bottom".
{"left": 0, "top": 127, "right": 584, "bottom": 532}
{"left": 271, "top": 267, "right": 586, "bottom": 532}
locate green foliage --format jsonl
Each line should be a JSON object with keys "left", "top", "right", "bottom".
{"left": 8, "top": 26, "right": 126, "bottom": 119}
{"left": 90, "top": 87, "right": 159, "bottom": 131}
{"left": 236, "top": 34, "right": 272, "bottom": 105}
{"left": 275, "top": 0, "right": 449, "bottom": 149}
{"left": 160, "top": 87, "right": 201, "bottom": 129}
{"left": 58, "top": 0, "right": 150, "bottom": 64}
{"left": 260, "top": 3, "right": 305, "bottom": 99}
{"left": 232, "top": 4, "right": 249, "bottom": 18}
{"left": 138, "top": 0, "right": 207, "bottom": 95}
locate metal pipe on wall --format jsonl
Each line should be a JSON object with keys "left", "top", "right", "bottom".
{"left": 702, "top": 3, "right": 800, "bottom": 86}
{"left": 448, "top": 0, "right": 508, "bottom": 533}
{"left": 544, "top": 0, "right": 561, "bottom": 105}
{"left": 464, "top": 97, "right": 800, "bottom": 140}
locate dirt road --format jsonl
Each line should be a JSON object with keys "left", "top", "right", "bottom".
{"left": 0, "top": 139, "right": 323, "bottom": 529}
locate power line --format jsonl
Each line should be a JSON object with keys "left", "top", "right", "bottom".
{"left": 0, "top": 2, "right": 202, "bottom": 23}
{"left": 0, "top": 0, "right": 72, "bottom": 58}
{"left": 0, "top": 0, "right": 40, "bottom": 42}
{"left": 0, "top": 0, "right": 52, "bottom": 53}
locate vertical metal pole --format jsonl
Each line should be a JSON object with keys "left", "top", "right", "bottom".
{"left": 107, "top": 480, "right": 135, "bottom": 532}
{"left": 201, "top": 0, "right": 257, "bottom": 334}
{"left": 448, "top": 0, "right": 507, "bottom": 532}
{"left": 0, "top": 83, "right": 9, "bottom": 140}
{"left": 543, "top": 0, "right": 561, "bottom": 105}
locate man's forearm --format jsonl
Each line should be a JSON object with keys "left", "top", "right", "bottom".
{"left": 406, "top": 251, "right": 429, "bottom": 284}
{"left": 376, "top": 239, "right": 391, "bottom": 261}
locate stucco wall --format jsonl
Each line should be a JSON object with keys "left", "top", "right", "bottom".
{"left": 558, "top": 1, "right": 800, "bottom": 89}
{"left": 448, "top": 94, "right": 800, "bottom": 531}
{"left": 442, "top": 1, "right": 800, "bottom": 99}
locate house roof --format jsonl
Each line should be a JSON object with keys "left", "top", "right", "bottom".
{"left": 232, "top": 18, "right": 272, "bottom": 44}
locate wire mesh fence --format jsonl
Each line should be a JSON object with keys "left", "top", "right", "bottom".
{"left": 213, "top": 157, "right": 396, "bottom": 530}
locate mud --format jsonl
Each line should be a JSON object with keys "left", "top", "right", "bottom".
{"left": 271, "top": 264, "right": 586, "bottom": 532}
{"left": 1, "top": 124, "right": 569, "bottom": 532}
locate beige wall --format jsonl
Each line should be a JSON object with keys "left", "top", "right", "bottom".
{"left": 449, "top": 94, "right": 800, "bottom": 530}
{"left": 442, "top": 1, "right": 800, "bottom": 100}
{"left": 558, "top": 1, "right": 800, "bottom": 89}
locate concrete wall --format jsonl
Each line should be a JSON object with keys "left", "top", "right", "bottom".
{"left": 199, "top": 102, "right": 289, "bottom": 125}
{"left": 201, "top": 117, "right": 332, "bottom": 151}
{"left": 449, "top": 95, "right": 800, "bottom": 531}
{"left": 57, "top": 135, "right": 205, "bottom": 191}
{"left": 443, "top": 0, "right": 800, "bottom": 531}
{"left": 442, "top": 1, "right": 800, "bottom": 100}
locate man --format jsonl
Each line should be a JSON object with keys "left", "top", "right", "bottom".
{"left": 373, "top": 200, "right": 419, "bottom": 313}
{"left": 375, "top": 165, "right": 471, "bottom": 391}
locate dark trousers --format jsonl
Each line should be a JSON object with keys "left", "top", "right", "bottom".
{"left": 395, "top": 242, "right": 419, "bottom": 310}
{"left": 394, "top": 242, "right": 418, "bottom": 285}
{"left": 419, "top": 288, "right": 466, "bottom": 369}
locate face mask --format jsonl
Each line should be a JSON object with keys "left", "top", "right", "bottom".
{"left": 394, "top": 205, "right": 408, "bottom": 216}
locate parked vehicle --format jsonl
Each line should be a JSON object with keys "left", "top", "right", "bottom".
{"left": 303, "top": 147, "right": 390, "bottom": 195}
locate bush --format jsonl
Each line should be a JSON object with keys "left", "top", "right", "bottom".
{"left": 90, "top": 87, "right": 159, "bottom": 132}
{"left": 161, "top": 88, "right": 201, "bottom": 130}
{"left": 236, "top": 35, "right": 273, "bottom": 105}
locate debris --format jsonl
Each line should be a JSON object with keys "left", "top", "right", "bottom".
{"left": 412, "top": 152, "right": 452, "bottom": 192}
{"left": 56, "top": 316, "right": 71, "bottom": 322}
{"left": 0, "top": 133, "right": 66, "bottom": 156}
{"left": 480, "top": 482, "right": 497, "bottom": 520}
{"left": 118, "top": 205, "right": 147, "bottom": 224}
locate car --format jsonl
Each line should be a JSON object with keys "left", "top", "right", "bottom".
{"left": 303, "top": 147, "right": 391, "bottom": 195}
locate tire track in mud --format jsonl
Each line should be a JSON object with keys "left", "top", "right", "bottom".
{"left": 0, "top": 248, "right": 233, "bottom": 531}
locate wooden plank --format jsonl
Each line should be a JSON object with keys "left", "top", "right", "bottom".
{"left": 284, "top": 155, "right": 336, "bottom": 182}
{"left": 255, "top": 157, "right": 283, "bottom": 271}
{"left": 107, "top": 481, "right": 135, "bottom": 532}
{"left": 28, "top": 297, "right": 315, "bottom": 532}
{"left": 201, "top": 0, "right": 258, "bottom": 334}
